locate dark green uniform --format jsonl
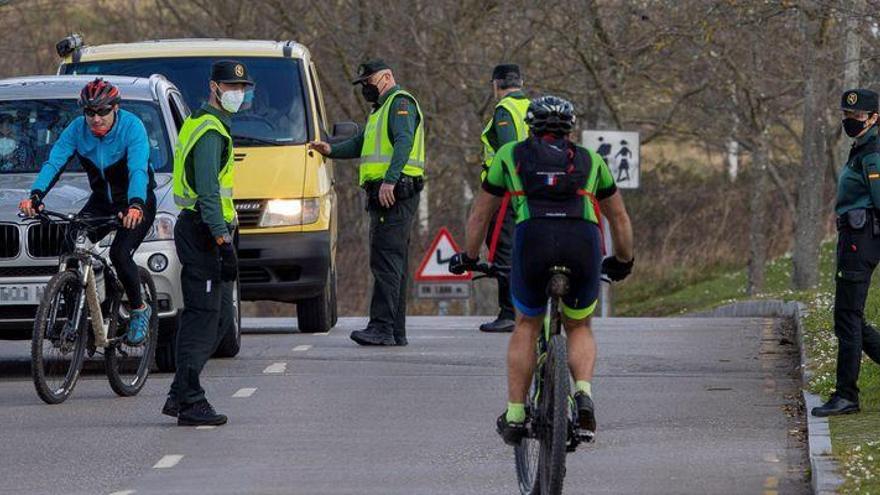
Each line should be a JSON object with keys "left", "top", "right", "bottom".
{"left": 169, "top": 103, "right": 237, "bottom": 406}
{"left": 329, "top": 85, "right": 422, "bottom": 344}
{"left": 831, "top": 124, "right": 880, "bottom": 403}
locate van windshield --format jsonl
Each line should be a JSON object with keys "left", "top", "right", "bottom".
{"left": 63, "top": 57, "right": 309, "bottom": 147}
{"left": 0, "top": 99, "right": 170, "bottom": 173}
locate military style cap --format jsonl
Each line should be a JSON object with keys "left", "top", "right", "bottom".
{"left": 351, "top": 59, "right": 391, "bottom": 85}
{"left": 211, "top": 60, "right": 254, "bottom": 86}
{"left": 492, "top": 64, "right": 522, "bottom": 81}
{"left": 841, "top": 89, "right": 878, "bottom": 113}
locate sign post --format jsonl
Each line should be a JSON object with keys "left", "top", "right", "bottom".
{"left": 415, "top": 227, "right": 471, "bottom": 308}
{"left": 582, "top": 130, "right": 640, "bottom": 317}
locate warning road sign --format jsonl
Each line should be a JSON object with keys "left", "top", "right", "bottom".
{"left": 414, "top": 227, "right": 471, "bottom": 282}
{"left": 582, "top": 130, "right": 640, "bottom": 189}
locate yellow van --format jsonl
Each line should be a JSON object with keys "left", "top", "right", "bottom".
{"left": 58, "top": 37, "right": 349, "bottom": 333}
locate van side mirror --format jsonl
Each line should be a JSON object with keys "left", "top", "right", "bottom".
{"left": 328, "top": 122, "right": 359, "bottom": 144}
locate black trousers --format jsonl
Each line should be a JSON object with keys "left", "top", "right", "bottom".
{"left": 68, "top": 194, "right": 156, "bottom": 308}
{"left": 484, "top": 197, "right": 515, "bottom": 320}
{"left": 168, "top": 211, "right": 235, "bottom": 406}
{"left": 367, "top": 192, "right": 419, "bottom": 341}
{"left": 833, "top": 218, "right": 880, "bottom": 401}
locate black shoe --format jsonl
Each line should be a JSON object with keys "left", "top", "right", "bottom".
{"left": 177, "top": 400, "right": 228, "bottom": 426}
{"left": 394, "top": 336, "right": 408, "bottom": 346}
{"left": 480, "top": 318, "right": 515, "bottom": 333}
{"left": 811, "top": 395, "right": 860, "bottom": 417}
{"left": 575, "top": 392, "right": 597, "bottom": 435}
{"left": 350, "top": 328, "right": 395, "bottom": 346}
{"left": 496, "top": 412, "right": 527, "bottom": 446}
{"left": 162, "top": 396, "right": 179, "bottom": 418}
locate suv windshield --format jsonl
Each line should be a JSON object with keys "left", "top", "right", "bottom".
{"left": 64, "top": 57, "right": 310, "bottom": 147}
{"left": 0, "top": 99, "right": 170, "bottom": 174}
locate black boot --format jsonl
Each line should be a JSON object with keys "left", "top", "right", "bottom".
{"left": 178, "top": 400, "right": 228, "bottom": 426}
{"left": 480, "top": 318, "right": 515, "bottom": 333}
{"left": 350, "top": 328, "right": 395, "bottom": 346}
{"left": 496, "top": 413, "right": 527, "bottom": 446}
{"left": 811, "top": 395, "right": 860, "bottom": 417}
{"left": 162, "top": 396, "right": 179, "bottom": 418}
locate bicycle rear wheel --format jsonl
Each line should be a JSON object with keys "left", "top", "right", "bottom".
{"left": 31, "top": 270, "right": 88, "bottom": 404}
{"left": 538, "top": 334, "right": 570, "bottom": 495}
{"left": 105, "top": 267, "right": 158, "bottom": 396}
{"left": 515, "top": 372, "right": 541, "bottom": 494}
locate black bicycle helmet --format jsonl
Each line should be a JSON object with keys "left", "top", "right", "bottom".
{"left": 525, "top": 95, "right": 576, "bottom": 135}
{"left": 78, "top": 78, "right": 121, "bottom": 108}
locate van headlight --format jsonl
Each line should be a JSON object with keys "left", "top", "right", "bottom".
{"left": 259, "top": 198, "right": 321, "bottom": 227}
{"left": 144, "top": 213, "right": 175, "bottom": 241}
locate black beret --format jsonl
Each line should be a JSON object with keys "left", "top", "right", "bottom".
{"left": 492, "top": 64, "right": 522, "bottom": 81}
{"left": 841, "top": 89, "right": 878, "bottom": 113}
{"left": 352, "top": 59, "right": 392, "bottom": 85}
{"left": 211, "top": 60, "right": 254, "bottom": 86}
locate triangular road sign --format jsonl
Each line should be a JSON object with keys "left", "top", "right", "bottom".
{"left": 415, "top": 227, "right": 472, "bottom": 282}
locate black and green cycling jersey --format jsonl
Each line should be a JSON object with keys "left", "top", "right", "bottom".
{"left": 482, "top": 137, "right": 617, "bottom": 224}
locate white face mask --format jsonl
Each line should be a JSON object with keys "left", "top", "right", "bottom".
{"left": 0, "top": 137, "right": 15, "bottom": 156}
{"left": 218, "top": 88, "right": 245, "bottom": 113}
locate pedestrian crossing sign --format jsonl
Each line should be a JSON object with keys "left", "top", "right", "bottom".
{"left": 582, "top": 130, "right": 640, "bottom": 189}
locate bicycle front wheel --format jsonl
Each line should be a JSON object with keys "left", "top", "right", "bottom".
{"left": 31, "top": 270, "right": 88, "bottom": 404}
{"left": 538, "top": 334, "right": 570, "bottom": 495}
{"left": 105, "top": 267, "right": 158, "bottom": 397}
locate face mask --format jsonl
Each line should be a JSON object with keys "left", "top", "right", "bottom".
{"left": 843, "top": 117, "right": 869, "bottom": 138}
{"left": 0, "top": 137, "right": 14, "bottom": 156}
{"left": 215, "top": 86, "right": 245, "bottom": 113}
{"left": 361, "top": 83, "right": 380, "bottom": 103}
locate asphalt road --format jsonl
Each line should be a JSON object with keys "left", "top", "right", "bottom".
{"left": 0, "top": 316, "right": 809, "bottom": 495}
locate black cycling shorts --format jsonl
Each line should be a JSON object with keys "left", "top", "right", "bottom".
{"left": 510, "top": 218, "right": 602, "bottom": 320}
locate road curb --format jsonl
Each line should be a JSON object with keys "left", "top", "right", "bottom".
{"left": 696, "top": 300, "right": 843, "bottom": 494}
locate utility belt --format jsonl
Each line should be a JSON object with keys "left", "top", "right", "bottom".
{"left": 837, "top": 208, "right": 880, "bottom": 236}
{"left": 363, "top": 175, "right": 424, "bottom": 210}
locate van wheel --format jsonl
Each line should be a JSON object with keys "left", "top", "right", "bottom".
{"left": 214, "top": 280, "right": 242, "bottom": 358}
{"left": 155, "top": 316, "right": 178, "bottom": 373}
{"left": 297, "top": 268, "right": 337, "bottom": 333}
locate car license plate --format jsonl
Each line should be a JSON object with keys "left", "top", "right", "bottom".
{"left": 0, "top": 284, "right": 46, "bottom": 305}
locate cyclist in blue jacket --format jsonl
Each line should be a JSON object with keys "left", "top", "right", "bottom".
{"left": 19, "top": 78, "right": 156, "bottom": 345}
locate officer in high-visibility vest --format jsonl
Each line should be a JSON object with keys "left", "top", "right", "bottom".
{"left": 163, "top": 60, "right": 252, "bottom": 426}
{"left": 310, "top": 59, "right": 425, "bottom": 346}
{"left": 478, "top": 64, "right": 530, "bottom": 333}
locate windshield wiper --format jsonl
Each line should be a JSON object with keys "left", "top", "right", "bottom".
{"left": 232, "top": 134, "right": 285, "bottom": 146}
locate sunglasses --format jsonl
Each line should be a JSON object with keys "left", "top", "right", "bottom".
{"left": 84, "top": 107, "right": 113, "bottom": 117}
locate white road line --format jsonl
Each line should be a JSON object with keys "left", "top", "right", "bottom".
{"left": 195, "top": 425, "right": 216, "bottom": 430}
{"left": 232, "top": 387, "right": 257, "bottom": 398}
{"left": 108, "top": 491, "right": 136, "bottom": 495}
{"left": 153, "top": 455, "right": 184, "bottom": 469}
{"left": 293, "top": 345, "right": 312, "bottom": 352}
{"left": 263, "top": 362, "right": 287, "bottom": 374}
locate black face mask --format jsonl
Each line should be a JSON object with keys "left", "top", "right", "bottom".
{"left": 361, "top": 83, "right": 380, "bottom": 103}
{"left": 843, "top": 117, "right": 869, "bottom": 138}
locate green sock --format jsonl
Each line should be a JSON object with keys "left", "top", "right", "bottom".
{"left": 506, "top": 402, "right": 526, "bottom": 423}
{"left": 575, "top": 380, "right": 592, "bottom": 397}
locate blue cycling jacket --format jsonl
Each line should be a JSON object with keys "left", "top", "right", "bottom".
{"left": 31, "top": 109, "right": 154, "bottom": 207}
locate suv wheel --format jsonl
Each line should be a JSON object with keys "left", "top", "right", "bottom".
{"left": 297, "top": 267, "right": 337, "bottom": 333}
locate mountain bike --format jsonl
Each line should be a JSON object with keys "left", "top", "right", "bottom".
{"left": 24, "top": 209, "right": 158, "bottom": 404}
{"left": 472, "top": 263, "right": 601, "bottom": 495}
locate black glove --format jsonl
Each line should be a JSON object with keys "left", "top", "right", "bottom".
{"left": 218, "top": 242, "right": 238, "bottom": 282}
{"left": 601, "top": 256, "right": 634, "bottom": 282}
{"left": 449, "top": 252, "right": 478, "bottom": 275}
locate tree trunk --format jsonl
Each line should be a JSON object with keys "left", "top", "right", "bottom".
{"left": 747, "top": 135, "right": 769, "bottom": 295}
{"left": 792, "top": 3, "right": 829, "bottom": 290}
{"left": 835, "top": 0, "right": 863, "bottom": 174}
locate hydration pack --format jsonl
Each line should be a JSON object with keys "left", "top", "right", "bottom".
{"left": 513, "top": 137, "right": 592, "bottom": 219}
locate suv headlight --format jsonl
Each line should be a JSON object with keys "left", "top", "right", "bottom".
{"left": 144, "top": 213, "right": 176, "bottom": 241}
{"left": 259, "top": 198, "right": 321, "bottom": 227}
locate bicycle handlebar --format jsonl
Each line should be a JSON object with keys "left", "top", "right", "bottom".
{"left": 19, "top": 209, "right": 121, "bottom": 229}
{"left": 469, "top": 262, "right": 612, "bottom": 284}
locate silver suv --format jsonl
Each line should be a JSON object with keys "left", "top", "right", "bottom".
{"left": 0, "top": 74, "right": 241, "bottom": 370}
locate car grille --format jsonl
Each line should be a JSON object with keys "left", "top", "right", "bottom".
{"left": 0, "top": 266, "right": 59, "bottom": 278}
{"left": 234, "top": 200, "right": 265, "bottom": 228}
{"left": 27, "top": 223, "right": 69, "bottom": 258}
{"left": 0, "top": 224, "right": 20, "bottom": 258}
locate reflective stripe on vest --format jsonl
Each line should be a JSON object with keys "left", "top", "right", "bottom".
{"left": 359, "top": 89, "right": 425, "bottom": 185}
{"left": 480, "top": 96, "right": 531, "bottom": 178}
{"left": 172, "top": 113, "right": 237, "bottom": 223}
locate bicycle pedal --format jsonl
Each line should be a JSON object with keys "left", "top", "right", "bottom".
{"left": 576, "top": 428, "right": 595, "bottom": 443}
